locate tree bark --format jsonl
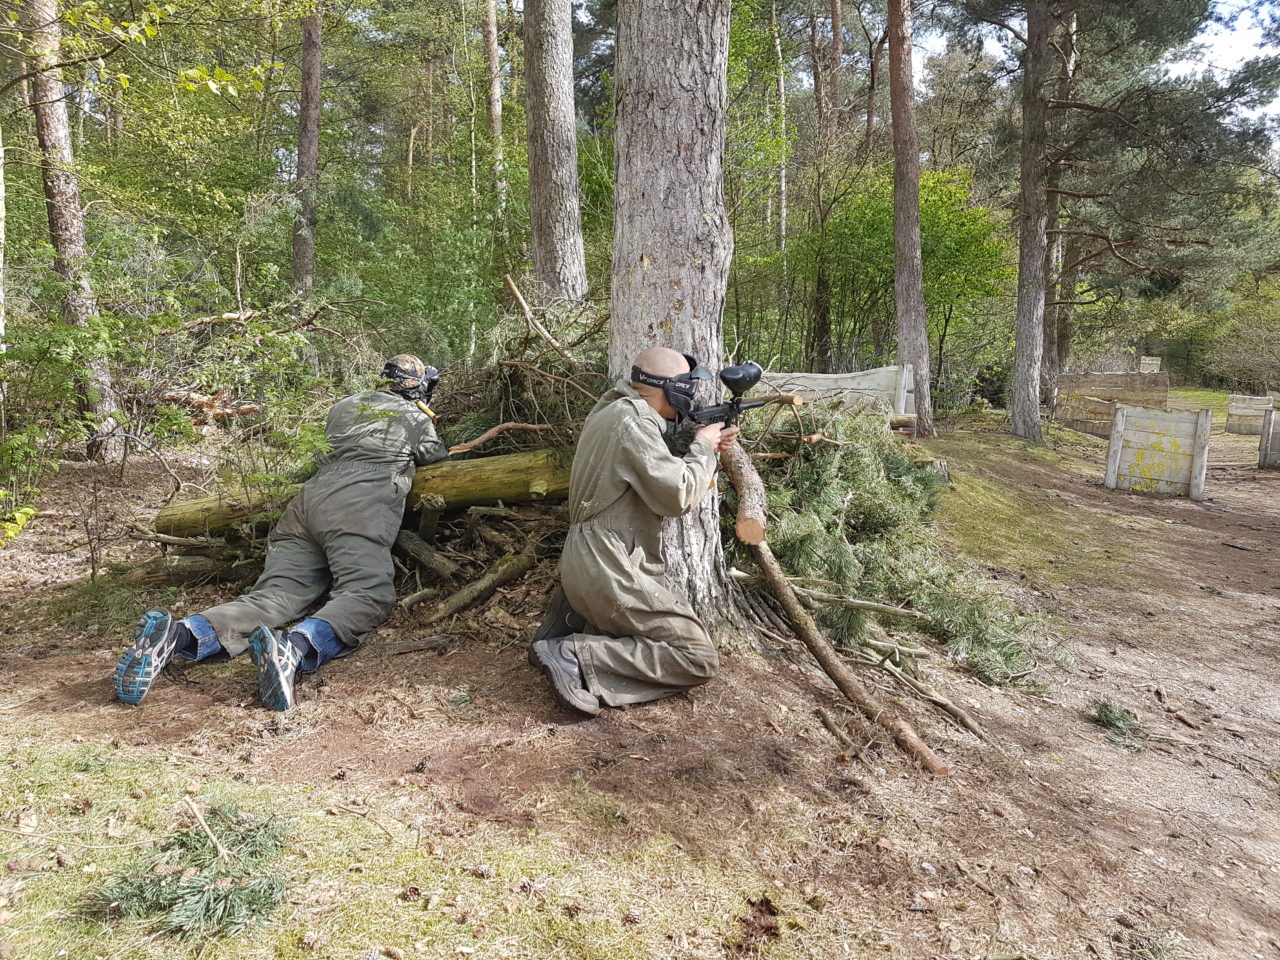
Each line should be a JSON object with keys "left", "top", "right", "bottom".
{"left": 1009, "top": 0, "right": 1052, "bottom": 443}
{"left": 610, "top": 0, "right": 738, "bottom": 634}
{"left": 1042, "top": 11, "right": 1078, "bottom": 405}
{"left": 26, "top": 0, "right": 122, "bottom": 459}
{"left": 888, "top": 0, "right": 934, "bottom": 438}
{"left": 0, "top": 120, "right": 6, "bottom": 362}
{"left": 484, "top": 0, "right": 506, "bottom": 213}
{"left": 524, "top": 0, "right": 588, "bottom": 299}
{"left": 771, "top": 1, "right": 788, "bottom": 253}
{"left": 291, "top": 10, "right": 322, "bottom": 295}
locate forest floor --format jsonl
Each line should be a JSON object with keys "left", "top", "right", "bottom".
{"left": 0, "top": 396, "right": 1277, "bottom": 960}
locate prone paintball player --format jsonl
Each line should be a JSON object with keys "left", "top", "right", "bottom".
{"left": 114, "top": 355, "right": 449, "bottom": 711}
{"left": 529, "top": 347, "right": 739, "bottom": 715}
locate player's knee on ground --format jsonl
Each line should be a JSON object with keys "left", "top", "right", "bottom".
{"left": 680, "top": 630, "right": 720, "bottom": 685}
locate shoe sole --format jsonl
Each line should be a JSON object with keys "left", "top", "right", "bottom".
{"left": 531, "top": 643, "right": 601, "bottom": 716}
{"left": 250, "top": 627, "right": 296, "bottom": 712}
{"left": 113, "top": 611, "right": 175, "bottom": 706}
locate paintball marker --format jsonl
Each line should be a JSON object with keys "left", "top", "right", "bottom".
{"left": 689, "top": 362, "right": 768, "bottom": 427}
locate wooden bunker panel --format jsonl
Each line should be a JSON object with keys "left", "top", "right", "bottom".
{"left": 553, "top": 380, "right": 721, "bottom": 707}
{"left": 200, "top": 390, "right": 447, "bottom": 656}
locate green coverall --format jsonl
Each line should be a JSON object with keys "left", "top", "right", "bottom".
{"left": 199, "top": 389, "right": 448, "bottom": 657}
{"left": 536, "top": 380, "right": 721, "bottom": 707}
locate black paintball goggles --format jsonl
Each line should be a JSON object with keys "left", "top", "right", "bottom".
{"left": 630, "top": 353, "right": 713, "bottom": 422}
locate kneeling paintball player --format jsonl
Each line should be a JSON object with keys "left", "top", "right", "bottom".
{"left": 114, "top": 355, "right": 449, "bottom": 711}
{"left": 529, "top": 347, "right": 739, "bottom": 715}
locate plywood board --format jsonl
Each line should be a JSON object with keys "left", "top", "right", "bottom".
{"left": 1106, "top": 404, "right": 1211, "bottom": 501}
{"left": 764, "top": 365, "right": 915, "bottom": 415}
{"left": 1261, "top": 409, "right": 1280, "bottom": 469}
{"left": 1227, "top": 395, "right": 1274, "bottom": 436}
{"left": 1138, "top": 356, "right": 1162, "bottom": 373}
{"left": 1059, "top": 372, "right": 1170, "bottom": 409}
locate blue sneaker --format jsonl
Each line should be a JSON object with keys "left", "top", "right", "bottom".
{"left": 248, "top": 625, "right": 302, "bottom": 712}
{"left": 114, "top": 610, "right": 180, "bottom": 706}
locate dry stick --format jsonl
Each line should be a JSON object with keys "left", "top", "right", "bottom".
{"left": 719, "top": 449, "right": 950, "bottom": 777}
{"left": 183, "top": 797, "right": 230, "bottom": 859}
{"left": 867, "top": 656, "right": 990, "bottom": 742}
{"left": 448, "top": 421, "right": 557, "bottom": 454}
{"left": 793, "top": 585, "right": 931, "bottom": 624}
{"left": 394, "top": 530, "right": 461, "bottom": 581}
{"left": 815, "top": 706, "right": 855, "bottom": 748}
{"left": 409, "top": 550, "right": 537, "bottom": 618}
{"left": 502, "top": 273, "right": 579, "bottom": 367}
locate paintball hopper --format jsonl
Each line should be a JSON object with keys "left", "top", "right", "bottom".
{"left": 720, "top": 361, "right": 763, "bottom": 397}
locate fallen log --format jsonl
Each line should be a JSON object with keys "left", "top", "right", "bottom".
{"left": 117, "top": 554, "right": 261, "bottom": 586}
{"left": 394, "top": 530, "right": 461, "bottom": 581}
{"left": 405, "top": 550, "right": 537, "bottom": 619}
{"left": 154, "top": 449, "right": 572, "bottom": 538}
{"left": 721, "top": 449, "right": 950, "bottom": 776}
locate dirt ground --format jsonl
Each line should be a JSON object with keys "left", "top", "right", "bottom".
{"left": 0, "top": 420, "right": 1277, "bottom": 960}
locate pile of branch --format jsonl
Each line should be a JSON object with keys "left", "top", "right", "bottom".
{"left": 160, "top": 388, "right": 262, "bottom": 431}
{"left": 720, "top": 443, "right": 986, "bottom": 775}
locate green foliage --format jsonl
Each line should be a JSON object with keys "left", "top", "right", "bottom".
{"left": 742, "top": 411, "right": 1032, "bottom": 684}
{"left": 1089, "top": 696, "right": 1145, "bottom": 750}
{"left": 98, "top": 803, "right": 289, "bottom": 939}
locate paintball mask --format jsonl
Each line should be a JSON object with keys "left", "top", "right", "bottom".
{"left": 381, "top": 354, "right": 440, "bottom": 405}
{"left": 631, "top": 353, "right": 713, "bottom": 422}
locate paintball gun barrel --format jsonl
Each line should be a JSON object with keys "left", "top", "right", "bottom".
{"left": 689, "top": 361, "right": 766, "bottom": 427}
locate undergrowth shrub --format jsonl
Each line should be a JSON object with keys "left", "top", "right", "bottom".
{"left": 735, "top": 409, "right": 1032, "bottom": 684}
{"left": 98, "top": 803, "right": 289, "bottom": 939}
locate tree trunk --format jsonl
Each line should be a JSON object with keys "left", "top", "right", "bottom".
{"left": 291, "top": 10, "right": 322, "bottom": 295}
{"left": 524, "top": 0, "right": 588, "bottom": 299}
{"left": 1042, "top": 11, "right": 1077, "bottom": 406}
{"left": 0, "top": 121, "right": 6, "bottom": 362}
{"left": 26, "top": 0, "right": 122, "bottom": 459}
{"left": 888, "top": 0, "right": 934, "bottom": 438}
{"left": 828, "top": 0, "right": 843, "bottom": 137}
{"left": 1009, "top": 0, "right": 1051, "bottom": 443}
{"left": 771, "top": 1, "right": 788, "bottom": 253}
{"left": 484, "top": 0, "right": 506, "bottom": 213}
{"left": 610, "top": 0, "right": 738, "bottom": 634}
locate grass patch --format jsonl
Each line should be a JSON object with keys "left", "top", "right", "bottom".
{"left": 1090, "top": 696, "right": 1145, "bottom": 750}
{"left": 42, "top": 574, "right": 179, "bottom": 639}
{"left": 1169, "top": 388, "right": 1230, "bottom": 428}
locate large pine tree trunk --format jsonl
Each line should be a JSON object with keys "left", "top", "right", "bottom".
{"left": 887, "top": 0, "right": 934, "bottom": 438}
{"left": 27, "top": 0, "right": 122, "bottom": 459}
{"left": 610, "top": 0, "right": 738, "bottom": 634}
{"left": 484, "top": 0, "right": 506, "bottom": 213}
{"left": 1009, "top": 0, "right": 1051, "bottom": 442}
{"left": 524, "top": 0, "right": 587, "bottom": 299}
{"left": 291, "top": 10, "right": 322, "bottom": 295}
{"left": 1042, "top": 11, "right": 1077, "bottom": 407}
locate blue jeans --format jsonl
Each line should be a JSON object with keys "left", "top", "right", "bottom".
{"left": 179, "top": 615, "right": 346, "bottom": 673}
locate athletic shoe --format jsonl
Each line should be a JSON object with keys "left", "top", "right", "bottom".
{"left": 248, "top": 625, "right": 302, "bottom": 712}
{"left": 114, "top": 610, "right": 181, "bottom": 706}
{"left": 530, "top": 638, "right": 601, "bottom": 716}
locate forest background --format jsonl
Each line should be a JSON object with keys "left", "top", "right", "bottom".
{"left": 1, "top": 0, "right": 1279, "bottom": 519}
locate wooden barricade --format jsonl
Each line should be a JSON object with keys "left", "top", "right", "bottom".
{"left": 1105, "top": 404, "right": 1212, "bottom": 501}
{"left": 1056, "top": 395, "right": 1115, "bottom": 438}
{"left": 1260, "top": 409, "right": 1280, "bottom": 469}
{"left": 1226, "top": 395, "right": 1274, "bottom": 436}
{"left": 1057, "top": 372, "right": 1170, "bottom": 408}
{"left": 764, "top": 365, "right": 914, "bottom": 415}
